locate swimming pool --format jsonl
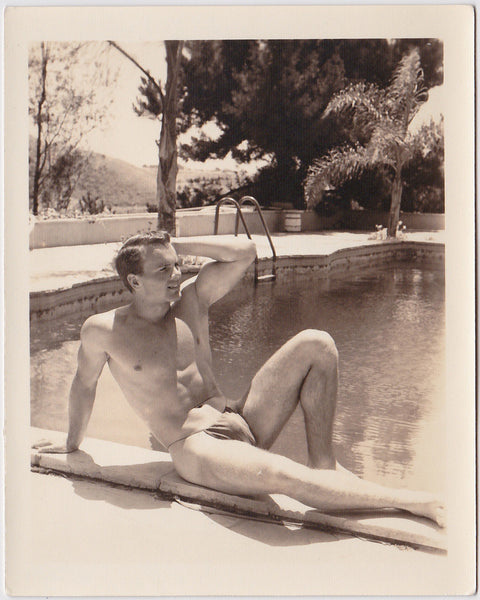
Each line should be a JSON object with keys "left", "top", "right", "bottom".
{"left": 30, "top": 262, "right": 445, "bottom": 494}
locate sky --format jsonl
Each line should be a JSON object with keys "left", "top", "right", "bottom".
{"left": 408, "top": 84, "right": 443, "bottom": 133}
{"left": 86, "top": 42, "right": 167, "bottom": 167}
{"left": 85, "top": 41, "right": 256, "bottom": 172}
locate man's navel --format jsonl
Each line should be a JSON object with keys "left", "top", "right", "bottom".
{"left": 134, "top": 364, "right": 142, "bottom": 371}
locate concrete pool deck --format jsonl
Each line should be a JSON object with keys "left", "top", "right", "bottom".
{"left": 30, "top": 230, "right": 445, "bottom": 293}
{"left": 23, "top": 467, "right": 453, "bottom": 596}
{"left": 26, "top": 426, "right": 454, "bottom": 596}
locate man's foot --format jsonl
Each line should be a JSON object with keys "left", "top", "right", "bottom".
{"left": 403, "top": 493, "right": 446, "bottom": 528}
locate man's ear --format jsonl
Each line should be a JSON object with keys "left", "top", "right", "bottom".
{"left": 127, "top": 273, "right": 140, "bottom": 290}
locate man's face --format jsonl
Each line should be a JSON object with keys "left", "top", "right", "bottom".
{"left": 133, "top": 243, "right": 181, "bottom": 302}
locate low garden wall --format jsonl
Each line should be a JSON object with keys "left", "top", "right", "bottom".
{"left": 29, "top": 208, "right": 283, "bottom": 249}
{"left": 341, "top": 210, "right": 445, "bottom": 231}
{"left": 295, "top": 210, "right": 445, "bottom": 232}
{"left": 29, "top": 208, "right": 444, "bottom": 249}
{"left": 30, "top": 214, "right": 156, "bottom": 249}
{"left": 176, "top": 207, "right": 282, "bottom": 237}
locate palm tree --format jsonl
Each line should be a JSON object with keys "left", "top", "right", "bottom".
{"left": 305, "top": 48, "right": 429, "bottom": 237}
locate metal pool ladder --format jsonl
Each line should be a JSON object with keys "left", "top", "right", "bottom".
{"left": 214, "top": 195, "right": 277, "bottom": 283}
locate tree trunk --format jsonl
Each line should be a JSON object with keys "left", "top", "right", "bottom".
{"left": 387, "top": 170, "right": 403, "bottom": 238}
{"left": 32, "top": 43, "right": 48, "bottom": 216}
{"left": 156, "top": 41, "right": 183, "bottom": 234}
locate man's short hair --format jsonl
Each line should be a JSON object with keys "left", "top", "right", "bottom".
{"left": 115, "top": 230, "right": 171, "bottom": 292}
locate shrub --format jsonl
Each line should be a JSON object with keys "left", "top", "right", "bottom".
{"left": 313, "top": 190, "right": 350, "bottom": 216}
{"left": 176, "top": 181, "right": 224, "bottom": 208}
{"left": 413, "top": 186, "right": 444, "bottom": 213}
{"left": 247, "top": 163, "right": 306, "bottom": 209}
{"left": 79, "top": 191, "right": 105, "bottom": 215}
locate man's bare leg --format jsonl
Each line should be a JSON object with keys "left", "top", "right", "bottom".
{"left": 169, "top": 434, "right": 445, "bottom": 526}
{"left": 241, "top": 329, "right": 338, "bottom": 469}
{"left": 169, "top": 328, "right": 444, "bottom": 526}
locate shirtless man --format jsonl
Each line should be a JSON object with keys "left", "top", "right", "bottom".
{"left": 34, "top": 231, "right": 444, "bottom": 526}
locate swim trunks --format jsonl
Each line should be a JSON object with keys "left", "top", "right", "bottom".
{"left": 203, "top": 407, "right": 256, "bottom": 445}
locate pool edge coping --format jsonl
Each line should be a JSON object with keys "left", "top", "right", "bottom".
{"left": 30, "top": 426, "right": 447, "bottom": 553}
{"left": 30, "top": 239, "right": 445, "bottom": 321}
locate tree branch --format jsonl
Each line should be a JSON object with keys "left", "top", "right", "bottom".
{"left": 107, "top": 40, "right": 165, "bottom": 111}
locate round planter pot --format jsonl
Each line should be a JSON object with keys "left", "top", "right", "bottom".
{"left": 284, "top": 210, "right": 303, "bottom": 232}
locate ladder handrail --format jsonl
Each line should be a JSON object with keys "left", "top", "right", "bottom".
{"left": 214, "top": 195, "right": 276, "bottom": 284}
{"left": 214, "top": 197, "right": 253, "bottom": 239}
{"left": 236, "top": 196, "right": 277, "bottom": 263}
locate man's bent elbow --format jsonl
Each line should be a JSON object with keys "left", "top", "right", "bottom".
{"left": 242, "top": 239, "right": 257, "bottom": 263}
{"left": 225, "top": 237, "right": 256, "bottom": 265}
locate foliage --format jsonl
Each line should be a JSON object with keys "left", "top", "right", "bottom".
{"left": 171, "top": 39, "right": 442, "bottom": 209}
{"left": 134, "top": 76, "right": 164, "bottom": 118}
{"left": 29, "top": 42, "right": 116, "bottom": 214}
{"left": 32, "top": 205, "right": 112, "bottom": 220}
{"left": 305, "top": 48, "right": 440, "bottom": 236}
{"left": 311, "top": 118, "right": 444, "bottom": 214}
{"left": 411, "top": 186, "right": 444, "bottom": 213}
{"left": 177, "top": 40, "right": 348, "bottom": 207}
{"left": 176, "top": 178, "right": 225, "bottom": 208}
{"left": 78, "top": 191, "right": 106, "bottom": 215}
{"left": 329, "top": 167, "right": 392, "bottom": 211}
{"left": 401, "top": 118, "right": 444, "bottom": 212}
{"left": 238, "top": 163, "right": 306, "bottom": 209}
{"left": 179, "top": 39, "right": 442, "bottom": 163}
{"left": 36, "top": 148, "right": 89, "bottom": 211}
{"left": 313, "top": 189, "right": 350, "bottom": 217}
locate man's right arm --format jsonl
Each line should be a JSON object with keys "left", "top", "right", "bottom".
{"left": 33, "top": 316, "right": 108, "bottom": 454}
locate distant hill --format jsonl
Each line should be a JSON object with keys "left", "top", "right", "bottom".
{"left": 73, "top": 152, "right": 158, "bottom": 210}
{"left": 29, "top": 140, "right": 248, "bottom": 213}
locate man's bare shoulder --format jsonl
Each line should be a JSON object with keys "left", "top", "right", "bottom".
{"left": 81, "top": 306, "right": 129, "bottom": 341}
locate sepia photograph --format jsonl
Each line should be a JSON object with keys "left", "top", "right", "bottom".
{"left": 4, "top": 4, "right": 476, "bottom": 596}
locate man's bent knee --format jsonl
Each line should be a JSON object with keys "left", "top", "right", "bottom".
{"left": 294, "top": 329, "right": 338, "bottom": 363}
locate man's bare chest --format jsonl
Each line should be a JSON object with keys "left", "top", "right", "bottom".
{"left": 106, "top": 314, "right": 196, "bottom": 379}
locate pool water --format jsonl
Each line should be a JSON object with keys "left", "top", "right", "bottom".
{"left": 30, "top": 263, "right": 445, "bottom": 493}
